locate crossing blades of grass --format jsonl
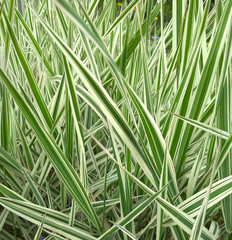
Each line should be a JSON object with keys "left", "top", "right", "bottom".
{"left": 0, "top": 0, "right": 232, "bottom": 239}
{"left": 0, "top": 68, "right": 102, "bottom": 232}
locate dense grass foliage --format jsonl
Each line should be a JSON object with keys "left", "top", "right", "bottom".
{"left": 0, "top": 0, "right": 232, "bottom": 239}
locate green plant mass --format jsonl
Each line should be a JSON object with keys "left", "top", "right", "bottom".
{"left": 0, "top": 0, "right": 232, "bottom": 239}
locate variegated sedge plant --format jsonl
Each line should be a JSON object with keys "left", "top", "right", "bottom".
{"left": 0, "top": 0, "right": 232, "bottom": 239}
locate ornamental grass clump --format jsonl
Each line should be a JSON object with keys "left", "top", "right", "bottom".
{"left": 0, "top": 0, "right": 232, "bottom": 239}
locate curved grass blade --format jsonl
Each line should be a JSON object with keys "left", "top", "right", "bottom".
{"left": 0, "top": 198, "right": 97, "bottom": 240}
{"left": 175, "top": 114, "right": 229, "bottom": 140}
{"left": 0, "top": 68, "right": 102, "bottom": 232}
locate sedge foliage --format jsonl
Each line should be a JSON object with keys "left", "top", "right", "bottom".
{"left": 0, "top": 0, "right": 232, "bottom": 239}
